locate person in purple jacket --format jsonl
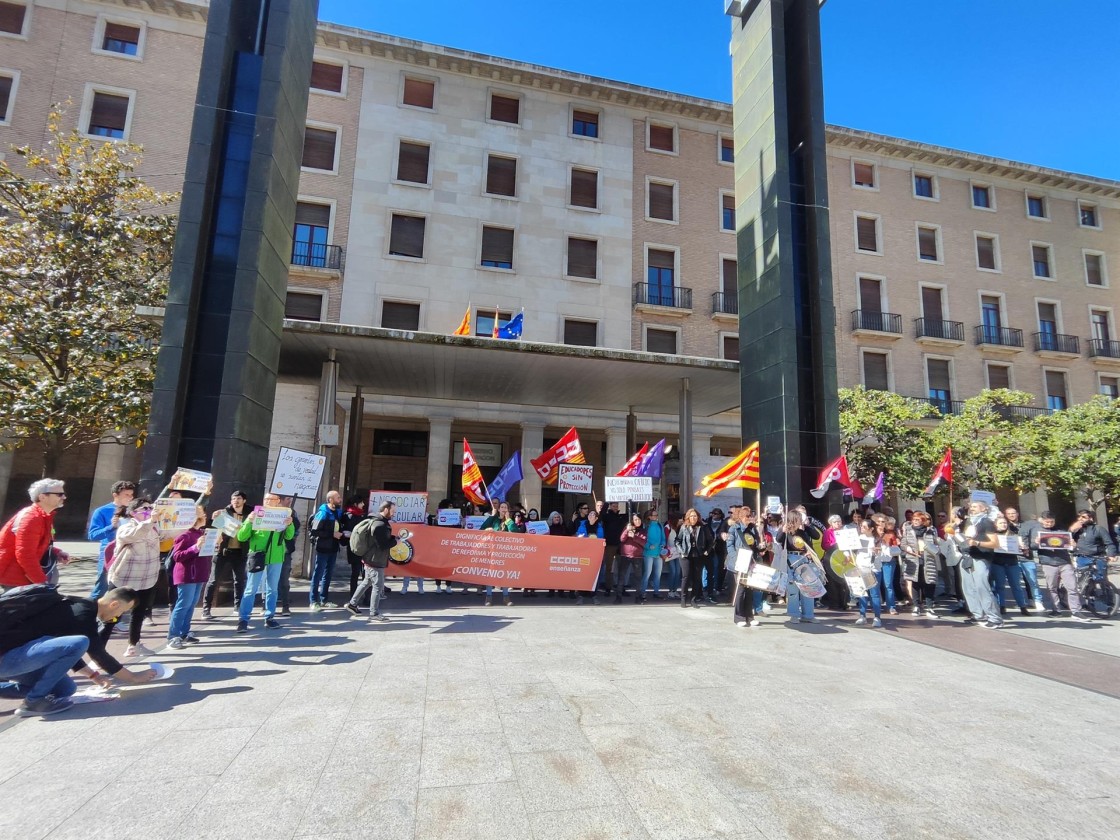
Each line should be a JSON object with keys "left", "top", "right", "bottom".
{"left": 166, "top": 506, "right": 213, "bottom": 649}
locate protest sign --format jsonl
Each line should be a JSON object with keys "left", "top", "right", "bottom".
{"left": 198, "top": 529, "right": 221, "bottom": 557}
{"left": 369, "top": 491, "right": 429, "bottom": 523}
{"left": 252, "top": 506, "right": 292, "bottom": 532}
{"left": 436, "top": 509, "right": 462, "bottom": 527}
{"left": 152, "top": 498, "right": 197, "bottom": 532}
{"left": 525, "top": 521, "right": 550, "bottom": 535}
{"left": 1036, "top": 530, "right": 1074, "bottom": 550}
{"left": 269, "top": 447, "right": 327, "bottom": 499}
{"left": 167, "top": 468, "right": 212, "bottom": 494}
{"left": 969, "top": 489, "right": 997, "bottom": 507}
{"left": 766, "top": 496, "right": 782, "bottom": 514}
{"left": 997, "top": 535, "right": 1022, "bottom": 554}
{"left": 557, "top": 463, "right": 594, "bottom": 494}
{"left": 604, "top": 476, "right": 653, "bottom": 502}
{"left": 383, "top": 523, "right": 603, "bottom": 589}
{"left": 834, "top": 528, "right": 863, "bottom": 553}
{"left": 213, "top": 511, "right": 241, "bottom": 537}
{"left": 463, "top": 515, "right": 489, "bottom": 530}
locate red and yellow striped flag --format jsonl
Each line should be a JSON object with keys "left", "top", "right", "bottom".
{"left": 453, "top": 305, "right": 472, "bottom": 336}
{"left": 695, "top": 442, "right": 760, "bottom": 497}
{"left": 461, "top": 439, "right": 489, "bottom": 505}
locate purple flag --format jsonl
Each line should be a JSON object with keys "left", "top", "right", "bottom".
{"left": 862, "top": 472, "right": 884, "bottom": 506}
{"left": 634, "top": 439, "right": 666, "bottom": 479}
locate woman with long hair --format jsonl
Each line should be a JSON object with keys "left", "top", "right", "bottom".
{"left": 617, "top": 512, "right": 647, "bottom": 603}
{"left": 104, "top": 497, "right": 163, "bottom": 658}
{"left": 674, "top": 508, "right": 713, "bottom": 608}
{"left": 901, "top": 511, "right": 941, "bottom": 616}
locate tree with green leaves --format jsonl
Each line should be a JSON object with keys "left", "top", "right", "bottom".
{"left": 1033, "top": 395, "right": 1120, "bottom": 515}
{"left": 838, "top": 386, "right": 938, "bottom": 498}
{"left": 0, "top": 109, "right": 177, "bottom": 474}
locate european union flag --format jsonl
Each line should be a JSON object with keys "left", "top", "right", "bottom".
{"left": 496, "top": 311, "right": 524, "bottom": 340}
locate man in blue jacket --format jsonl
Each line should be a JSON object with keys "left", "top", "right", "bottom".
{"left": 309, "top": 490, "right": 344, "bottom": 610}
{"left": 86, "top": 481, "right": 136, "bottom": 599}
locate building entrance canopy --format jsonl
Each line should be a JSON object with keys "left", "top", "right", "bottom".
{"left": 280, "top": 321, "right": 741, "bottom": 417}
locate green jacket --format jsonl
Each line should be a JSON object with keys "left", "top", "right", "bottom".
{"left": 236, "top": 516, "right": 295, "bottom": 565}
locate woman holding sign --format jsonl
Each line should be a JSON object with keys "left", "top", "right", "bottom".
{"left": 104, "top": 498, "right": 163, "bottom": 658}
{"left": 166, "top": 506, "right": 213, "bottom": 649}
{"left": 234, "top": 493, "right": 295, "bottom": 633}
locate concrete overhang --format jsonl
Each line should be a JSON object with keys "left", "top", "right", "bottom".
{"left": 280, "top": 320, "right": 742, "bottom": 417}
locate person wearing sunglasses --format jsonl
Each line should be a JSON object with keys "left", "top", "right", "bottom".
{"left": 102, "top": 497, "right": 163, "bottom": 659}
{"left": 0, "top": 479, "right": 71, "bottom": 591}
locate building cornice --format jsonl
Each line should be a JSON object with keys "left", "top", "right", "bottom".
{"left": 94, "top": 0, "right": 208, "bottom": 22}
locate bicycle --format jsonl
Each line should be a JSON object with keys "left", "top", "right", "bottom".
{"left": 1077, "top": 559, "right": 1119, "bottom": 618}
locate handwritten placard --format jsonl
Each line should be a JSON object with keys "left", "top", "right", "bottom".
{"left": 198, "top": 529, "right": 221, "bottom": 557}
{"left": 152, "top": 498, "right": 197, "bottom": 531}
{"left": 252, "top": 506, "right": 292, "bottom": 532}
{"left": 369, "top": 492, "right": 429, "bottom": 523}
{"left": 168, "top": 468, "right": 212, "bottom": 494}
{"left": 269, "top": 447, "right": 327, "bottom": 499}
{"left": 436, "top": 509, "right": 462, "bottom": 527}
{"left": 558, "top": 463, "right": 594, "bottom": 494}
{"left": 834, "top": 527, "right": 864, "bottom": 553}
{"left": 604, "top": 476, "right": 653, "bottom": 502}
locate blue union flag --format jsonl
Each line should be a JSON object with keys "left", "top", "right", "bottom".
{"left": 487, "top": 451, "right": 524, "bottom": 502}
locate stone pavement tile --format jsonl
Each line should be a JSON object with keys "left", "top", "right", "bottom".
{"left": 419, "top": 732, "right": 515, "bottom": 787}
{"left": 414, "top": 781, "right": 533, "bottom": 840}
{"left": 125, "top": 724, "right": 257, "bottom": 778}
{"left": 423, "top": 696, "right": 503, "bottom": 736}
{"left": 297, "top": 767, "right": 418, "bottom": 837}
{"left": 491, "top": 680, "right": 569, "bottom": 715}
{"left": 545, "top": 668, "right": 618, "bottom": 696}
{"left": 500, "top": 709, "right": 590, "bottom": 754}
{"left": 176, "top": 791, "right": 307, "bottom": 840}
{"left": 564, "top": 692, "right": 640, "bottom": 727}
{"left": 582, "top": 722, "right": 692, "bottom": 777}
{"left": 0, "top": 773, "right": 107, "bottom": 840}
{"left": 425, "top": 673, "right": 495, "bottom": 701}
{"left": 617, "top": 767, "right": 767, "bottom": 840}
{"left": 252, "top": 697, "right": 355, "bottom": 743}
{"left": 329, "top": 723, "right": 423, "bottom": 768}
{"left": 512, "top": 748, "right": 625, "bottom": 812}
{"left": 174, "top": 686, "right": 292, "bottom": 730}
{"left": 527, "top": 805, "right": 654, "bottom": 840}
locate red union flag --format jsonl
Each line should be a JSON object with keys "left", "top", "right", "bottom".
{"left": 921, "top": 448, "right": 953, "bottom": 499}
{"left": 461, "top": 439, "right": 489, "bottom": 505}
{"left": 530, "top": 427, "right": 586, "bottom": 485}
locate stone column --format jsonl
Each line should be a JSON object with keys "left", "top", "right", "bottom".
{"left": 520, "top": 422, "right": 545, "bottom": 512}
{"left": 605, "top": 427, "right": 628, "bottom": 475}
{"left": 1018, "top": 488, "right": 1049, "bottom": 520}
{"left": 90, "top": 438, "right": 136, "bottom": 520}
{"left": 426, "top": 418, "right": 453, "bottom": 514}
{"left": 691, "top": 433, "right": 712, "bottom": 507}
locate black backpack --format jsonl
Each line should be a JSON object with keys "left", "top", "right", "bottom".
{"left": 0, "top": 584, "right": 66, "bottom": 651}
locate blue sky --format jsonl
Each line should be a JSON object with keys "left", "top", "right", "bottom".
{"left": 318, "top": 0, "right": 1120, "bottom": 180}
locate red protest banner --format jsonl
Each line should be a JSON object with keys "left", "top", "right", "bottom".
{"left": 385, "top": 523, "right": 604, "bottom": 590}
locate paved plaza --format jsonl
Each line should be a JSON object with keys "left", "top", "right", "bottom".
{"left": 1, "top": 548, "right": 1118, "bottom": 840}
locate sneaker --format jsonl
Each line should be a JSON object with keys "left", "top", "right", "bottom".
{"left": 801, "top": 617, "right": 819, "bottom": 624}
{"left": 310, "top": 602, "right": 323, "bottom": 613}
{"left": 735, "top": 620, "right": 748, "bottom": 627}
{"left": 183, "top": 635, "right": 200, "bottom": 645}
{"left": 912, "top": 606, "right": 921, "bottom": 616}
{"left": 925, "top": 607, "right": 938, "bottom": 618}
{"left": 761, "top": 602, "right": 772, "bottom": 614}
{"left": 484, "top": 598, "right": 493, "bottom": 606}
{"left": 636, "top": 597, "right": 646, "bottom": 605}
{"left": 982, "top": 619, "right": 1002, "bottom": 629}
{"left": 680, "top": 600, "right": 689, "bottom": 609}
{"left": 1020, "top": 606, "right": 1030, "bottom": 616}
{"left": 17, "top": 695, "right": 73, "bottom": 717}
{"left": 855, "top": 617, "right": 867, "bottom": 626}
{"left": 236, "top": 621, "right": 248, "bottom": 633}
{"left": 505, "top": 599, "right": 514, "bottom": 607}
{"left": 614, "top": 595, "right": 623, "bottom": 605}
{"left": 166, "top": 637, "right": 184, "bottom": 650}
{"left": 345, "top": 603, "right": 361, "bottom": 617}
{"left": 872, "top": 618, "right": 883, "bottom": 628}
{"left": 202, "top": 609, "right": 214, "bottom": 621}
{"left": 264, "top": 618, "right": 281, "bottom": 629}
{"left": 963, "top": 617, "right": 978, "bottom": 625}
{"left": 1070, "top": 613, "right": 1093, "bottom": 623}
{"left": 1046, "top": 610, "right": 1060, "bottom": 617}
{"left": 124, "top": 644, "right": 156, "bottom": 660}
{"left": 889, "top": 608, "right": 898, "bottom": 615}
{"left": 369, "top": 613, "right": 389, "bottom": 623}
{"left": 749, "top": 619, "right": 760, "bottom": 627}
{"left": 281, "top": 607, "right": 291, "bottom": 617}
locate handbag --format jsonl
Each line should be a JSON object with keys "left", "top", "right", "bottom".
{"left": 246, "top": 549, "right": 266, "bottom": 573}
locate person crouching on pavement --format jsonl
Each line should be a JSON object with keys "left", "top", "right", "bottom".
{"left": 235, "top": 494, "right": 294, "bottom": 634}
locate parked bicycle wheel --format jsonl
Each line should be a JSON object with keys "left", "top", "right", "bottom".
{"left": 1082, "top": 578, "right": 1119, "bottom": 618}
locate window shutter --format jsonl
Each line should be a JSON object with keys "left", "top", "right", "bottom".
{"left": 295, "top": 202, "right": 331, "bottom": 227}
{"left": 648, "top": 249, "right": 674, "bottom": 271}
{"left": 285, "top": 292, "right": 324, "bottom": 321}
{"left": 720, "top": 136, "right": 734, "bottom": 162}
{"left": 646, "top": 328, "right": 677, "bottom": 354}
{"left": 722, "top": 335, "right": 739, "bottom": 360}
{"left": 0, "top": 76, "right": 12, "bottom": 117}
{"left": 649, "top": 124, "right": 674, "bottom": 151}
{"left": 403, "top": 78, "right": 434, "bottom": 108}
{"left": 563, "top": 320, "right": 597, "bottom": 347}
{"left": 863, "top": 353, "right": 889, "bottom": 391}
{"left": 987, "top": 365, "right": 1010, "bottom": 390}
{"left": 921, "top": 287, "right": 943, "bottom": 321}
{"left": 927, "top": 359, "right": 951, "bottom": 392}
{"left": 302, "top": 127, "right": 337, "bottom": 170}
{"left": 570, "top": 168, "right": 598, "bottom": 208}
{"left": 310, "top": 61, "right": 344, "bottom": 93}
{"left": 396, "top": 141, "right": 430, "bottom": 183}
{"left": 481, "top": 227, "right": 514, "bottom": 266}
{"left": 1086, "top": 254, "right": 1103, "bottom": 285}
{"left": 859, "top": 277, "right": 882, "bottom": 312}
{"left": 722, "top": 258, "right": 737, "bottom": 296}
{"left": 856, "top": 217, "right": 877, "bottom": 251}
{"left": 489, "top": 94, "right": 520, "bottom": 124}
{"left": 1045, "top": 371, "right": 1066, "bottom": 399}
{"left": 567, "top": 238, "right": 597, "bottom": 279}
{"left": 648, "top": 182, "right": 674, "bottom": 220}
{"left": 977, "top": 237, "right": 996, "bottom": 269}
{"left": 381, "top": 302, "right": 421, "bottom": 330}
{"left": 918, "top": 227, "right": 937, "bottom": 260}
{"left": 853, "top": 162, "right": 874, "bottom": 187}
{"left": 104, "top": 22, "right": 140, "bottom": 46}
{"left": 89, "top": 92, "right": 129, "bottom": 133}
{"left": 486, "top": 156, "right": 517, "bottom": 196}
{"left": 389, "top": 215, "right": 425, "bottom": 259}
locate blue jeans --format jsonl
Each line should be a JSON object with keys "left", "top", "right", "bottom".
{"left": 666, "top": 559, "right": 681, "bottom": 592}
{"left": 880, "top": 560, "right": 898, "bottom": 610}
{"left": 89, "top": 557, "right": 109, "bottom": 599}
{"left": 1076, "top": 556, "right": 1108, "bottom": 579}
{"left": 785, "top": 558, "right": 815, "bottom": 619}
{"left": 639, "top": 553, "right": 663, "bottom": 594}
{"left": 858, "top": 571, "right": 883, "bottom": 619}
{"left": 1018, "top": 559, "right": 1041, "bottom": 602}
{"left": 990, "top": 562, "right": 1027, "bottom": 609}
{"left": 484, "top": 586, "right": 510, "bottom": 598}
{"left": 310, "top": 552, "right": 336, "bottom": 605}
{"left": 169, "top": 582, "right": 203, "bottom": 639}
{"left": 240, "top": 563, "right": 283, "bottom": 621}
{"left": 0, "top": 635, "right": 87, "bottom": 702}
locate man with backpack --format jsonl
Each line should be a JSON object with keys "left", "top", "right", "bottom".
{"left": 0, "top": 585, "right": 156, "bottom": 716}
{"left": 344, "top": 501, "right": 397, "bottom": 623}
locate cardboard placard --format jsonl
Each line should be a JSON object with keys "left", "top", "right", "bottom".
{"left": 463, "top": 515, "right": 489, "bottom": 530}
{"left": 1036, "top": 530, "right": 1074, "bottom": 550}
{"left": 167, "top": 468, "right": 212, "bottom": 494}
{"left": 369, "top": 492, "right": 429, "bottom": 523}
{"left": 269, "top": 447, "right": 327, "bottom": 499}
{"left": 525, "top": 521, "right": 550, "bottom": 535}
{"left": 996, "top": 535, "right": 1022, "bottom": 554}
{"left": 213, "top": 511, "right": 241, "bottom": 537}
{"left": 604, "top": 476, "right": 653, "bottom": 502}
{"left": 152, "top": 498, "right": 197, "bottom": 531}
{"left": 198, "top": 529, "right": 221, "bottom": 557}
{"left": 969, "top": 489, "right": 997, "bottom": 507}
{"left": 436, "top": 509, "right": 462, "bottom": 527}
{"left": 833, "top": 527, "right": 863, "bottom": 553}
{"left": 766, "top": 496, "right": 782, "bottom": 515}
{"left": 252, "top": 506, "right": 292, "bottom": 532}
{"left": 557, "top": 463, "right": 594, "bottom": 494}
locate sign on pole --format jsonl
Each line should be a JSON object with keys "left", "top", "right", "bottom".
{"left": 269, "top": 447, "right": 327, "bottom": 499}
{"left": 557, "top": 463, "right": 594, "bottom": 494}
{"left": 604, "top": 476, "right": 653, "bottom": 502}
{"left": 369, "top": 491, "right": 429, "bottom": 523}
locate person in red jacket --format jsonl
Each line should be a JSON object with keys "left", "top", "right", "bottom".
{"left": 0, "top": 479, "right": 70, "bottom": 590}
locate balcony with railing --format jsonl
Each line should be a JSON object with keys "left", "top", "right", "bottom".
{"left": 291, "top": 242, "right": 343, "bottom": 271}
{"left": 914, "top": 317, "right": 965, "bottom": 346}
{"left": 1088, "top": 338, "right": 1120, "bottom": 364}
{"left": 973, "top": 325, "right": 1024, "bottom": 352}
{"left": 711, "top": 292, "right": 738, "bottom": 318}
{"left": 851, "top": 309, "right": 902, "bottom": 338}
{"left": 633, "top": 283, "right": 692, "bottom": 312}
{"left": 1032, "top": 332, "right": 1080, "bottom": 357}
{"left": 913, "top": 397, "right": 1051, "bottom": 421}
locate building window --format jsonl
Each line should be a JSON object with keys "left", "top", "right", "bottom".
{"left": 388, "top": 214, "right": 425, "bottom": 259}
{"left": 648, "top": 122, "right": 675, "bottom": 153}
{"left": 292, "top": 202, "right": 331, "bottom": 267}
{"left": 0, "top": 1, "right": 27, "bottom": 36}
{"left": 921, "top": 286, "right": 946, "bottom": 323}
{"left": 301, "top": 125, "right": 338, "bottom": 171}
{"left": 858, "top": 276, "right": 883, "bottom": 314}
{"left": 0, "top": 72, "right": 14, "bottom": 123}
{"left": 481, "top": 226, "right": 514, "bottom": 270}
{"left": 396, "top": 140, "right": 430, "bottom": 185}
{"left": 1037, "top": 302, "right": 1059, "bottom": 339}
{"left": 489, "top": 92, "right": 520, "bottom": 125}
{"left": 569, "top": 167, "right": 598, "bottom": 209}
{"left": 722, "top": 258, "right": 737, "bottom": 299}
{"left": 976, "top": 234, "right": 999, "bottom": 271}
{"left": 1045, "top": 370, "right": 1068, "bottom": 411}
{"left": 987, "top": 364, "right": 1011, "bottom": 391}
{"left": 402, "top": 77, "right": 435, "bottom": 109}
{"left": 284, "top": 291, "right": 325, "bottom": 322}
{"left": 972, "top": 184, "right": 992, "bottom": 209}
{"left": 721, "top": 193, "right": 735, "bottom": 231}
{"left": 852, "top": 161, "right": 876, "bottom": 189}
{"left": 913, "top": 173, "right": 936, "bottom": 199}
{"left": 862, "top": 351, "right": 889, "bottom": 391}
{"left": 1031, "top": 244, "right": 1052, "bottom": 279}
{"left": 1090, "top": 309, "right": 1113, "bottom": 344}
{"left": 563, "top": 319, "right": 597, "bottom": 347}
{"left": 99, "top": 21, "right": 141, "bottom": 56}
{"left": 485, "top": 154, "right": 517, "bottom": 197}
{"left": 1085, "top": 252, "right": 1106, "bottom": 287}
{"left": 572, "top": 109, "right": 599, "bottom": 138}
{"left": 85, "top": 91, "right": 130, "bottom": 139}
{"left": 1079, "top": 202, "right": 1099, "bottom": 228}
{"left": 647, "top": 249, "right": 676, "bottom": 306}
{"left": 566, "top": 237, "right": 598, "bottom": 280}
{"left": 373, "top": 429, "right": 428, "bottom": 458}
{"left": 645, "top": 327, "right": 678, "bottom": 355}
{"left": 647, "top": 181, "right": 675, "bottom": 221}
{"left": 476, "top": 310, "right": 512, "bottom": 337}
{"left": 917, "top": 225, "right": 939, "bottom": 262}
{"left": 855, "top": 215, "right": 879, "bottom": 253}
{"left": 1026, "top": 193, "right": 1047, "bottom": 219}
{"left": 722, "top": 334, "right": 739, "bottom": 361}
{"left": 927, "top": 358, "right": 953, "bottom": 413}
{"left": 310, "top": 61, "right": 345, "bottom": 94}
{"left": 1100, "top": 375, "right": 1120, "bottom": 399}
{"left": 719, "top": 135, "right": 734, "bottom": 163}
{"left": 381, "top": 301, "right": 421, "bottom": 331}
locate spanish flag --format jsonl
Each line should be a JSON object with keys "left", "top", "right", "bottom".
{"left": 461, "top": 439, "right": 489, "bottom": 505}
{"left": 453, "top": 305, "right": 471, "bottom": 336}
{"left": 695, "top": 442, "right": 760, "bottom": 497}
